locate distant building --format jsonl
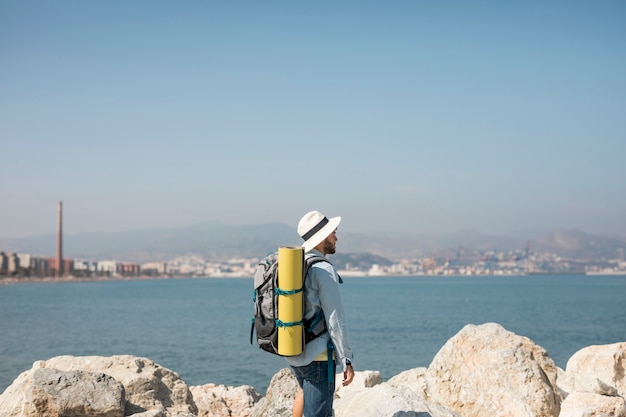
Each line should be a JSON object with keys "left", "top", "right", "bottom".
{"left": 7, "top": 253, "right": 19, "bottom": 276}
{"left": 0, "top": 251, "right": 7, "bottom": 275}
{"left": 95, "top": 261, "right": 139, "bottom": 277}
{"left": 74, "top": 259, "right": 97, "bottom": 276}
{"left": 141, "top": 261, "right": 167, "bottom": 276}
{"left": 17, "top": 253, "right": 39, "bottom": 276}
{"left": 37, "top": 257, "right": 50, "bottom": 277}
{"left": 118, "top": 262, "right": 140, "bottom": 276}
{"left": 97, "top": 260, "right": 117, "bottom": 276}
{"left": 17, "top": 253, "right": 33, "bottom": 270}
{"left": 44, "top": 257, "right": 74, "bottom": 277}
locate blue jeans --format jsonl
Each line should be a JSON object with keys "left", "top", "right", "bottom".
{"left": 292, "top": 361, "right": 336, "bottom": 417}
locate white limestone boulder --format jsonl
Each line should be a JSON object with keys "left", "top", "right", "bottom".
{"left": 426, "top": 322, "right": 561, "bottom": 417}
{"left": 564, "top": 342, "right": 626, "bottom": 397}
{"left": 190, "top": 383, "right": 261, "bottom": 417}
{"left": 556, "top": 366, "right": 572, "bottom": 399}
{"left": 0, "top": 355, "right": 198, "bottom": 417}
{"left": 387, "top": 366, "right": 429, "bottom": 399}
{"left": 251, "top": 368, "right": 300, "bottom": 417}
{"left": 559, "top": 391, "right": 626, "bottom": 417}
{"left": 333, "top": 369, "right": 382, "bottom": 400}
{"left": 0, "top": 367, "right": 125, "bottom": 417}
{"left": 334, "top": 382, "right": 462, "bottom": 417}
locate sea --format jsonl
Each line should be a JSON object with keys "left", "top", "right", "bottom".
{"left": 1, "top": 275, "right": 625, "bottom": 395}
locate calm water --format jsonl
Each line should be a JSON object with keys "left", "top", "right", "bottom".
{"left": 1, "top": 275, "right": 625, "bottom": 394}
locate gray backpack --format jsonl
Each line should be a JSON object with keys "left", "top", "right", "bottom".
{"left": 250, "top": 251, "right": 328, "bottom": 356}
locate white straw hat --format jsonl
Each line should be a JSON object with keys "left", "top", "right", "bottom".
{"left": 297, "top": 210, "right": 342, "bottom": 252}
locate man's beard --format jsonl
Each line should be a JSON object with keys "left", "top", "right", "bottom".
{"left": 323, "top": 239, "right": 336, "bottom": 255}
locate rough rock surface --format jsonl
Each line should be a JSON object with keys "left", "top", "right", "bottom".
{"left": 564, "top": 342, "right": 626, "bottom": 397}
{"left": 333, "top": 369, "right": 382, "bottom": 400}
{"left": 0, "top": 367, "right": 125, "bottom": 417}
{"left": 387, "top": 366, "right": 429, "bottom": 398}
{"left": 426, "top": 322, "right": 561, "bottom": 417}
{"left": 334, "top": 382, "right": 462, "bottom": 417}
{"left": 559, "top": 391, "right": 626, "bottom": 417}
{"left": 251, "top": 368, "right": 300, "bottom": 417}
{"left": 556, "top": 367, "right": 572, "bottom": 399}
{"left": 0, "top": 355, "right": 197, "bottom": 417}
{"left": 190, "top": 383, "right": 261, "bottom": 417}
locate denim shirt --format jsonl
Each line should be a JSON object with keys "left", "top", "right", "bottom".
{"left": 285, "top": 249, "right": 354, "bottom": 372}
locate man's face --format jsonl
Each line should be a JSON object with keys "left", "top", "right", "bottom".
{"left": 322, "top": 230, "right": 338, "bottom": 255}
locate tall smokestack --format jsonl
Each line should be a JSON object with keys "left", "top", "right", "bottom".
{"left": 56, "top": 201, "right": 63, "bottom": 277}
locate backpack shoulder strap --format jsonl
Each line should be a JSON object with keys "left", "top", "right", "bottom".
{"left": 304, "top": 255, "right": 328, "bottom": 271}
{"left": 304, "top": 255, "right": 343, "bottom": 284}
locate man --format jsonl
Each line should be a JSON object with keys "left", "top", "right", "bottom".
{"left": 287, "top": 210, "right": 355, "bottom": 417}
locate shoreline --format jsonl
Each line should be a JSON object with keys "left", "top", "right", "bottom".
{"left": 0, "top": 275, "right": 176, "bottom": 286}
{"left": 3, "top": 272, "right": 625, "bottom": 286}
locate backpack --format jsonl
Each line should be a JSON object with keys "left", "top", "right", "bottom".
{"left": 250, "top": 251, "right": 328, "bottom": 356}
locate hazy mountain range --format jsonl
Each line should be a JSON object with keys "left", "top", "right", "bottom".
{"left": 1, "top": 223, "right": 625, "bottom": 264}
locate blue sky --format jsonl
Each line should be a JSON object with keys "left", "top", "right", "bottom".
{"left": 1, "top": 1, "right": 625, "bottom": 238}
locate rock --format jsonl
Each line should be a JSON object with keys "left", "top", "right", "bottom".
{"left": 564, "top": 342, "right": 626, "bottom": 397}
{"left": 334, "top": 382, "right": 462, "bottom": 417}
{"left": 126, "top": 411, "right": 166, "bottom": 417}
{"left": 251, "top": 368, "right": 300, "bottom": 417}
{"left": 334, "top": 369, "right": 382, "bottom": 400}
{"left": 388, "top": 367, "right": 429, "bottom": 399}
{"left": 0, "top": 367, "right": 125, "bottom": 417}
{"left": 0, "top": 355, "right": 197, "bottom": 417}
{"left": 38, "top": 355, "right": 197, "bottom": 416}
{"left": 426, "top": 322, "right": 561, "bottom": 417}
{"left": 556, "top": 367, "right": 571, "bottom": 399}
{"left": 559, "top": 391, "right": 626, "bottom": 417}
{"left": 190, "top": 383, "right": 261, "bottom": 417}
{"left": 3, "top": 327, "right": 624, "bottom": 417}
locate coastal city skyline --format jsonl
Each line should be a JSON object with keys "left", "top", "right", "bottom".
{"left": 2, "top": 200, "right": 625, "bottom": 279}
{"left": 1, "top": 2, "right": 625, "bottom": 239}
{"left": 3, "top": 243, "right": 625, "bottom": 279}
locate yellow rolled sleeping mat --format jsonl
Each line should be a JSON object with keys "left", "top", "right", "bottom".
{"left": 277, "top": 246, "right": 304, "bottom": 356}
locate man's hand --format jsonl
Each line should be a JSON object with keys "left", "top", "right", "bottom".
{"left": 342, "top": 364, "right": 354, "bottom": 386}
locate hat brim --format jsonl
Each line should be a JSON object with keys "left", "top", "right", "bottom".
{"left": 302, "top": 216, "right": 341, "bottom": 252}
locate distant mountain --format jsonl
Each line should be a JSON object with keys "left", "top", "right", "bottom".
{"left": 340, "top": 229, "right": 529, "bottom": 261}
{"left": 0, "top": 222, "right": 299, "bottom": 262}
{"left": 1, "top": 223, "right": 624, "bottom": 264}
{"left": 532, "top": 229, "right": 626, "bottom": 260}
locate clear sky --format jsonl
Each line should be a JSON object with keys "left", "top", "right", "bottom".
{"left": 1, "top": 1, "right": 625, "bottom": 239}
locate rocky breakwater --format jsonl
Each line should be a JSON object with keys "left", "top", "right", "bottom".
{"left": 1, "top": 323, "right": 624, "bottom": 417}
{"left": 0, "top": 355, "right": 198, "bottom": 417}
